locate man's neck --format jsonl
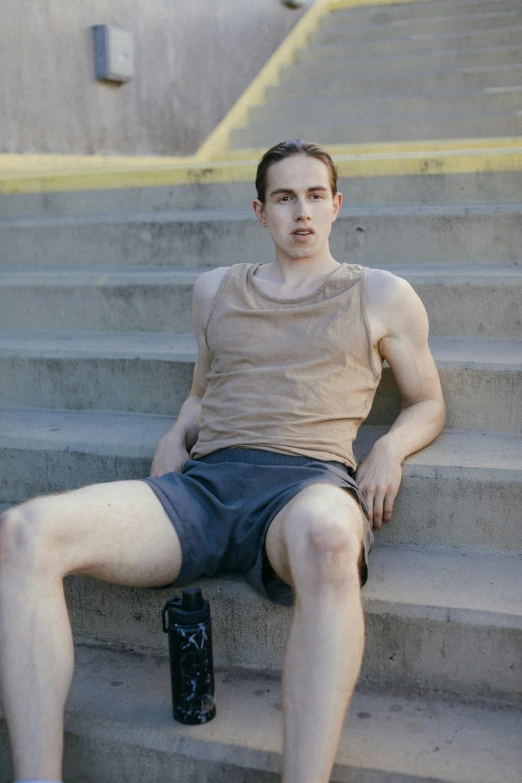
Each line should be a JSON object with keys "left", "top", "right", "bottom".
{"left": 258, "top": 255, "right": 341, "bottom": 288}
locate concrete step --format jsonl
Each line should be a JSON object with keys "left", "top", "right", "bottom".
{"left": 290, "top": 42, "right": 522, "bottom": 74}
{"left": 1, "top": 408, "right": 521, "bottom": 554}
{"left": 2, "top": 171, "right": 522, "bottom": 218}
{"left": 0, "top": 331, "right": 520, "bottom": 430}
{"left": 1, "top": 203, "right": 522, "bottom": 269}
{"left": 299, "top": 26, "right": 522, "bottom": 61}
{"left": 315, "top": 9, "right": 522, "bottom": 43}
{"left": 267, "top": 63, "right": 522, "bottom": 100}
{"left": 231, "top": 110, "right": 522, "bottom": 147}
{"left": 0, "top": 181, "right": 262, "bottom": 219}
{"left": 1, "top": 647, "right": 520, "bottom": 783}
{"left": 251, "top": 88, "right": 522, "bottom": 125}
{"left": 64, "top": 543, "right": 522, "bottom": 701}
{"left": 0, "top": 264, "right": 520, "bottom": 339}
{"left": 322, "top": 0, "right": 522, "bottom": 26}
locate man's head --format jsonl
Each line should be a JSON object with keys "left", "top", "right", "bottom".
{"left": 253, "top": 140, "right": 342, "bottom": 263}
{"left": 255, "top": 139, "right": 338, "bottom": 204}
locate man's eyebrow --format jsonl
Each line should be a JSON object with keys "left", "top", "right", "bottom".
{"left": 269, "top": 186, "right": 329, "bottom": 197}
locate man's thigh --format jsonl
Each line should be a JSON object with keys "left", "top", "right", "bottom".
{"left": 12, "top": 479, "right": 182, "bottom": 587}
{"left": 264, "top": 482, "right": 367, "bottom": 588}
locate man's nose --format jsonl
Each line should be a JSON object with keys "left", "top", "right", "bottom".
{"left": 294, "top": 197, "right": 312, "bottom": 219}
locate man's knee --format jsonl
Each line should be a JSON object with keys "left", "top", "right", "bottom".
{"left": 0, "top": 499, "right": 61, "bottom": 574}
{"left": 283, "top": 487, "right": 363, "bottom": 591}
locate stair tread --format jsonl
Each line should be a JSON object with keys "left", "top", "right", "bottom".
{"left": 2, "top": 201, "right": 522, "bottom": 227}
{"left": 320, "top": 8, "right": 522, "bottom": 34}
{"left": 239, "top": 108, "right": 522, "bottom": 133}
{"left": 0, "top": 407, "right": 520, "bottom": 472}
{"left": 315, "top": 22, "right": 522, "bottom": 45}
{"left": 262, "top": 84, "right": 522, "bottom": 109}
{"left": 3, "top": 644, "right": 518, "bottom": 783}
{"left": 0, "top": 263, "right": 520, "bottom": 288}
{"left": 0, "top": 330, "right": 520, "bottom": 368}
{"left": 297, "top": 34, "right": 522, "bottom": 61}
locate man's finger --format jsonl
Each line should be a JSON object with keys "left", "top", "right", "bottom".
{"left": 372, "top": 490, "right": 386, "bottom": 531}
{"left": 383, "top": 490, "right": 395, "bottom": 524}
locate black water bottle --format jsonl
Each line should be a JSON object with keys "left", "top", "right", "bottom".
{"left": 161, "top": 587, "right": 216, "bottom": 724}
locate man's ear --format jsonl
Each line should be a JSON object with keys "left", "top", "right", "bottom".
{"left": 332, "top": 191, "right": 342, "bottom": 222}
{"left": 253, "top": 199, "right": 268, "bottom": 227}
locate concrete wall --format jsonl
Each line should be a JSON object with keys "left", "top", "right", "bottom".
{"left": 0, "top": 1, "right": 305, "bottom": 156}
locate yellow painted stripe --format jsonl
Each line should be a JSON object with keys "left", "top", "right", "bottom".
{"left": 334, "top": 147, "right": 522, "bottom": 177}
{"left": 212, "top": 137, "right": 522, "bottom": 162}
{"left": 0, "top": 162, "right": 257, "bottom": 195}
{"left": 194, "top": 0, "right": 333, "bottom": 161}
{"left": 1, "top": 146, "right": 521, "bottom": 194}
{"left": 0, "top": 154, "right": 191, "bottom": 174}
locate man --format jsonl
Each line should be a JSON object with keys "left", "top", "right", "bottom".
{"left": 0, "top": 139, "right": 445, "bottom": 783}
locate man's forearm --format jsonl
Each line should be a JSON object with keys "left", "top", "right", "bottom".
{"left": 379, "top": 397, "right": 446, "bottom": 463}
{"left": 165, "top": 394, "right": 202, "bottom": 451}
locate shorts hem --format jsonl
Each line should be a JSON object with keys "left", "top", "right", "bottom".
{"left": 140, "top": 475, "right": 196, "bottom": 589}
{"left": 247, "top": 478, "right": 373, "bottom": 607}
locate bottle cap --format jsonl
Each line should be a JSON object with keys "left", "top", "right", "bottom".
{"left": 181, "top": 587, "right": 204, "bottom": 611}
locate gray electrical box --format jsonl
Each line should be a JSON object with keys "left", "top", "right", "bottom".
{"left": 92, "top": 25, "right": 134, "bottom": 83}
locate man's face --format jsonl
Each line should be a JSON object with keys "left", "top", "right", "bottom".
{"left": 253, "top": 154, "right": 342, "bottom": 262}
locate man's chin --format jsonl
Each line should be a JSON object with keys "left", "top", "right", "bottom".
{"left": 285, "top": 246, "right": 317, "bottom": 260}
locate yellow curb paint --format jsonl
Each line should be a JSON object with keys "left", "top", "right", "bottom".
{"left": 0, "top": 154, "right": 192, "bottom": 174}
{"left": 334, "top": 148, "right": 522, "bottom": 177}
{"left": 212, "top": 138, "right": 522, "bottom": 162}
{"left": 194, "top": 0, "right": 333, "bottom": 161}
{"left": 1, "top": 147, "right": 522, "bottom": 194}
{"left": 0, "top": 162, "right": 258, "bottom": 195}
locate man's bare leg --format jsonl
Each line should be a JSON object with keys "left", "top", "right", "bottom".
{"left": 0, "top": 480, "right": 182, "bottom": 781}
{"left": 265, "top": 483, "right": 365, "bottom": 783}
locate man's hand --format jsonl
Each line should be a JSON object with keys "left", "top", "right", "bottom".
{"left": 355, "top": 436, "right": 402, "bottom": 531}
{"left": 150, "top": 435, "right": 190, "bottom": 477}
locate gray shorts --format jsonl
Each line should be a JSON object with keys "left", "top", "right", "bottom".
{"left": 141, "top": 447, "right": 374, "bottom": 607}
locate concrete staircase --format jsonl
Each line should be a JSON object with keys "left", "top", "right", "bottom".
{"left": 231, "top": 0, "right": 522, "bottom": 150}
{"left": 1, "top": 0, "right": 521, "bottom": 781}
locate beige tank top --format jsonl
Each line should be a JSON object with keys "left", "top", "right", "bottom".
{"left": 190, "top": 262, "right": 381, "bottom": 470}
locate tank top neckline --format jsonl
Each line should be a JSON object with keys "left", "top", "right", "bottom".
{"left": 247, "top": 261, "right": 345, "bottom": 304}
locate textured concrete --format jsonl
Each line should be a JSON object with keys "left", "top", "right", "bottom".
{"left": 1, "top": 410, "right": 521, "bottom": 554}
{"left": 1, "top": 645, "right": 521, "bottom": 783}
{"left": 232, "top": 113, "right": 522, "bottom": 147}
{"left": 0, "top": 331, "right": 519, "bottom": 430}
{"left": 267, "top": 64, "right": 522, "bottom": 100}
{"left": 252, "top": 89, "right": 522, "bottom": 125}
{"left": 315, "top": 8, "right": 522, "bottom": 41}
{"left": 284, "top": 44, "right": 522, "bottom": 80}
{"left": 2, "top": 171, "right": 522, "bottom": 218}
{"left": 299, "top": 27, "right": 522, "bottom": 62}
{"left": 60, "top": 543, "right": 522, "bottom": 700}
{"left": 1, "top": 204, "right": 522, "bottom": 270}
{"left": 324, "top": 0, "right": 522, "bottom": 25}
{"left": 0, "top": 264, "right": 520, "bottom": 338}
{"left": 0, "top": 0, "right": 305, "bottom": 155}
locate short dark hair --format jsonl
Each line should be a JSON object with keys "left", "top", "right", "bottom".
{"left": 255, "top": 139, "right": 338, "bottom": 203}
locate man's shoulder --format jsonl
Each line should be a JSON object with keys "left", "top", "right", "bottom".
{"left": 193, "top": 266, "right": 233, "bottom": 304}
{"left": 365, "top": 267, "right": 427, "bottom": 337}
{"left": 366, "top": 267, "right": 412, "bottom": 303}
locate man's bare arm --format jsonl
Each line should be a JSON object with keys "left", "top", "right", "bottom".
{"left": 356, "top": 271, "right": 446, "bottom": 530}
{"left": 150, "top": 268, "right": 226, "bottom": 476}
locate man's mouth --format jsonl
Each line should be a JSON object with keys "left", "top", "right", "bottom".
{"left": 293, "top": 229, "right": 314, "bottom": 236}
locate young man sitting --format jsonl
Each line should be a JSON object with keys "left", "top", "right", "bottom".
{"left": 0, "top": 139, "right": 445, "bottom": 783}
